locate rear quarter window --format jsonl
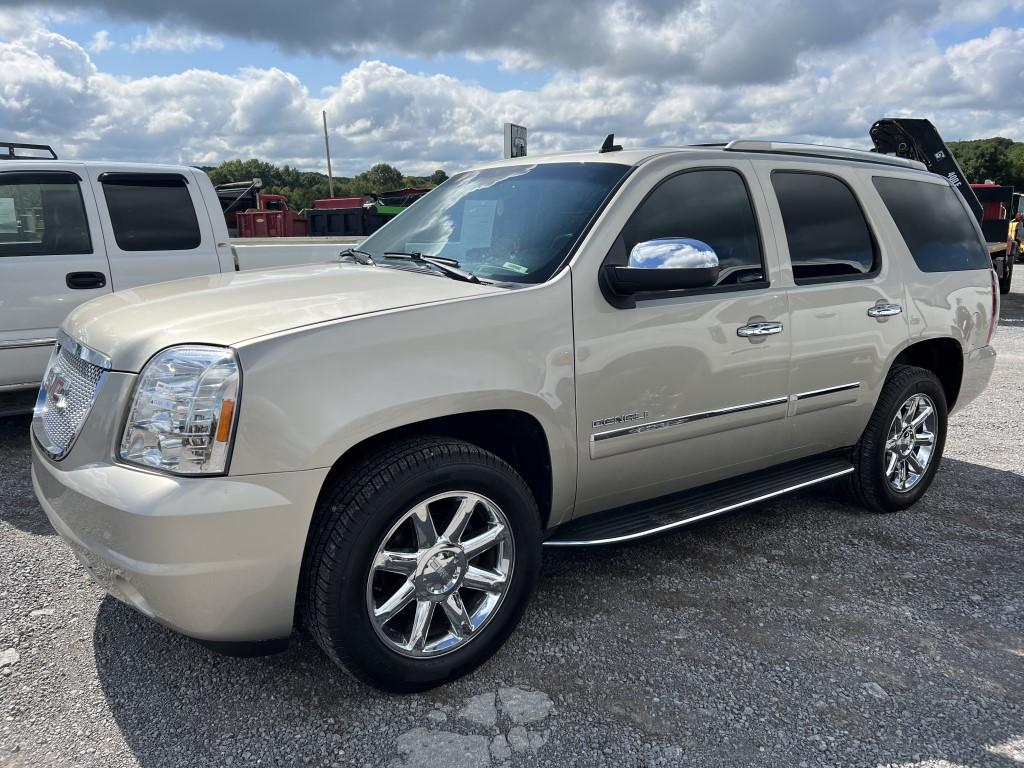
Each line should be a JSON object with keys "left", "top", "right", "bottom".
{"left": 872, "top": 176, "right": 990, "bottom": 272}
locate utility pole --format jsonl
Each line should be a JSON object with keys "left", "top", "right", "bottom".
{"left": 322, "top": 110, "right": 334, "bottom": 198}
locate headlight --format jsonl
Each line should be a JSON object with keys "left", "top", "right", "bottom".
{"left": 120, "top": 345, "right": 240, "bottom": 475}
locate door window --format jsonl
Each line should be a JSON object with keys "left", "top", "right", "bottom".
{"left": 771, "top": 172, "right": 878, "bottom": 283}
{"left": 872, "top": 176, "right": 990, "bottom": 272}
{"left": 0, "top": 172, "right": 92, "bottom": 257}
{"left": 101, "top": 175, "right": 201, "bottom": 251}
{"left": 618, "top": 169, "right": 765, "bottom": 287}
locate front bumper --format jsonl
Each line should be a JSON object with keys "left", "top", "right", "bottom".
{"left": 32, "top": 440, "right": 328, "bottom": 643}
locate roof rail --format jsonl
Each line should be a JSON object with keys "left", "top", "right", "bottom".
{"left": 723, "top": 140, "right": 926, "bottom": 170}
{"left": 0, "top": 141, "right": 58, "bottom": 160}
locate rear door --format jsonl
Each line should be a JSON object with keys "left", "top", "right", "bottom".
{"left": 753, "top": 160, "right": 910, "bottom": 456}
{"left": 0, "top": 165, "right": 111, "bottom": 388}
{"left": 87, "top": 168, "right": 221, "bottom": 290}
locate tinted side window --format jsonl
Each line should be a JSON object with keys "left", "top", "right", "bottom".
{"left": 872, "top": 176, "right": 990, "bottom": 272}
{"left": 620, "top": 169, "right": 765, "bottom": 286}
{"left": 102, "top": 177, "right": 201, "bottom": 251}
{"left": 772, "top": 172, "right": 877, "bottom": 282}
{"left": 0, "top": 174, "right": 91, "bottom": 257}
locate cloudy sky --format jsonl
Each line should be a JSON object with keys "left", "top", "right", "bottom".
{"left": 0, "top": 1, "right": 1022, "bottom": 176}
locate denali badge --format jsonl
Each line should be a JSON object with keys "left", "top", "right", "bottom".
{"left": 593, "top": 410, "right": 649, "bottom": 429}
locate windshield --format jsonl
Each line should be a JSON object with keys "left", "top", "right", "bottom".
{"left": 357, "top": 162, "right": 630, "bottom": 284}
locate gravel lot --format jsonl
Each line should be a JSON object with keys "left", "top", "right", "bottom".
{"left": 2, "top": 278, "right": 1022, "bottom": 768}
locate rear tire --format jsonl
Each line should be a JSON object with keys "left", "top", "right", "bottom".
{"left": 302, "top": 437, "right": 541, "bottom": 692}
{"left": 847, "top": 365, "right": 947, "bottom": 513}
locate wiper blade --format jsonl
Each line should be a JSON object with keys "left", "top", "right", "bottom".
{"left": 338, "top": 247, "right": 375, "bottom": 265}
{"left": 382, "top": 252, "right": 480, "bottom": 284}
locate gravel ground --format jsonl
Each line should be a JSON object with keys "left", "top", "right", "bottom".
{"left": 1, "top": 279, "right": 1023, "bottom": 768}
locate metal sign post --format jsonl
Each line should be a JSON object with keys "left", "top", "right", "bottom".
{"left": 503, "top": 123, "right": 527, "bottom": 159}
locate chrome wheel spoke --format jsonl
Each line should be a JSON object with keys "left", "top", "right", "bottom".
{"left": 406, "top": 599, "right": 435, "bottom": 651}
{"left": 373, "top": 550, "right": 419, "bottom": 575}
{"left": 374, "top": 580, "right": 415, "bottom": 625}
{"left": 885, "top": 451, "right": 899, "bottom": 478}
{"left": 410, "top": 502, "right": 438, "bottom": 548}
{"left": 443, "top": 496, "right": 477, "bottom": 543}
{"left": 442, "top": 592, "right": 473, "bottom": 637}
{"left": 462, "top": 524, "right": 507, "bottom": 560}
{"left": 909, "top": 405, "right": 933, "bottom": 429}
{"left": 915, "top": 430, "right": 935, "bottom": 446}
{"left": 906, "top": 452, "right": 925, "bottom": 474}
{"left": 462, "top": 565, "right": 506, "bottom": 593}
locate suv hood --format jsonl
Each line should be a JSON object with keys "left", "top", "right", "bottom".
{"left": 63, "top": 262, "right": 500, "bottom": 372}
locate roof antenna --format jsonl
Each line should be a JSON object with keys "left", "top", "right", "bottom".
{"left": 599, "top": 133, "right": 622, "bottom": 153}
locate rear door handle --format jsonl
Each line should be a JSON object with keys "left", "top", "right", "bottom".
{"left": 737, "top": 321, "right": 784, "bottom": 337}
{"left": 867, "top": 303, "right": 903, "bottom": 318}
{"left": 66, "top": 271, "right": 107, "bottom": 290}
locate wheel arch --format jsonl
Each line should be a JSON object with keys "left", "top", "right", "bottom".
{"left": 311, "top": 409, "right": 555, "bottom": 529}
{"left": 890, "top": 337, "right": 964, "bottom": 410}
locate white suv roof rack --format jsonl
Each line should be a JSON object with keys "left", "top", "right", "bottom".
{"left": 723, "top": 140, "right": 926, "bottom": 171}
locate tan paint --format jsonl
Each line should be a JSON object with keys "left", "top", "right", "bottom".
{"left": 32, "top": 145, "right": 997, "bottom": 644}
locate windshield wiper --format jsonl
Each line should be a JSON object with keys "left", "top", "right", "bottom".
{"left": 382, "top": 252, "right": 480, "bottom": 284}
{"left": 338, "top": 247, "right": 375, "bottom": 265}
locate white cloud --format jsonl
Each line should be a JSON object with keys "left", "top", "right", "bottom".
{"left": 130, "top": 23, "right": 222, "bottom": 52}
{"left": 87, "top": 28, "right": 110, "bottom": 52}
{"left": 0, "top": 14, "right": 1021, "bottom": 177}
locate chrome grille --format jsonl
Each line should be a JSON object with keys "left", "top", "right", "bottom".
{"left": 32, "top": 333, "right": 109, "bottom": 460}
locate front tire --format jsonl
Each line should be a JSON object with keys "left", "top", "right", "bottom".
{"left": 302, "top": 437, "right": 541, "bottom": 692}
{"left": 847, "top": 365, "right": 948, "bottom": 513}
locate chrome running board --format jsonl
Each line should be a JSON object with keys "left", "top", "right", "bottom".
{"left": 545, "top": 454, "right": 853, "bottom": 547}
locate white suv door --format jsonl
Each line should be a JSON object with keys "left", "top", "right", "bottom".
{"left": 87, "top": 167, "right": 221, "bottom": 290}
{"left": 0, "top": 165, "right": 112, "bottom": 388}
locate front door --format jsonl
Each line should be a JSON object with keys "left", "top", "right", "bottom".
{"left": 0, "top": 165, "right": 112, "bottom": 388}
{"left": 571, "top": 160, "right": 792, "bottom": 516}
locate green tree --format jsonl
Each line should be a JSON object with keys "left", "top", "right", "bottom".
{"left": 948, "top": 137, "right": 1023, "bottom": 188}
{"left": 351, "top": 163, "right": 405, "bottom": 194}
{"left": 430, "top": 169, "right": 449, "bottom": 185}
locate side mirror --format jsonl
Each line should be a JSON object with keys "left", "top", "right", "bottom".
{"left": 603, "top": 238, "right": 721, "bottom": 302}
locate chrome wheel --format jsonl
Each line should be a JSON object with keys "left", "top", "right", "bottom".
{"left": 366, "top": 491, "right": 514, "bottom": 658}
{"left": 884, "top": 393, "right": 937, "bottom": 492}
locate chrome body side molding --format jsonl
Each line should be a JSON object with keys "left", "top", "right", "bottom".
{"left": 0, "top": 337, "right": 56, "bottom": 351}
{"left": 794, "top": 382, "right": 860, "bottom": 400}
{"left": 591, "top": 396, "right": 789, "bottom": 444}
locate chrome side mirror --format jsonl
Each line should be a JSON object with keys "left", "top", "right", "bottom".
{"left": 628, "top": 238, "right": 720, "bottom": 272}
{"left": 603, "top": 238, "right": 721, "bottom": 303}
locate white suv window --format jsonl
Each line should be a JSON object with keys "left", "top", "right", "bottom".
{"left": 0, "top": 172, "right": 92, "bottom": 257}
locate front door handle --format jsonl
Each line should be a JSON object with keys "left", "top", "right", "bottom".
{"left": 867, "top": 303, "right": 903, "bottom": 318}
{"left": 66, "top": 271, "right": 107, "bottom": 290}
{"left": 737, "top": 321, "right": 784, "bottom": 338}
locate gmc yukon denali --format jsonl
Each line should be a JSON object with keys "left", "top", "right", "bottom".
{"left": 31, "top": 139, "right": 998, "bottom": 692}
